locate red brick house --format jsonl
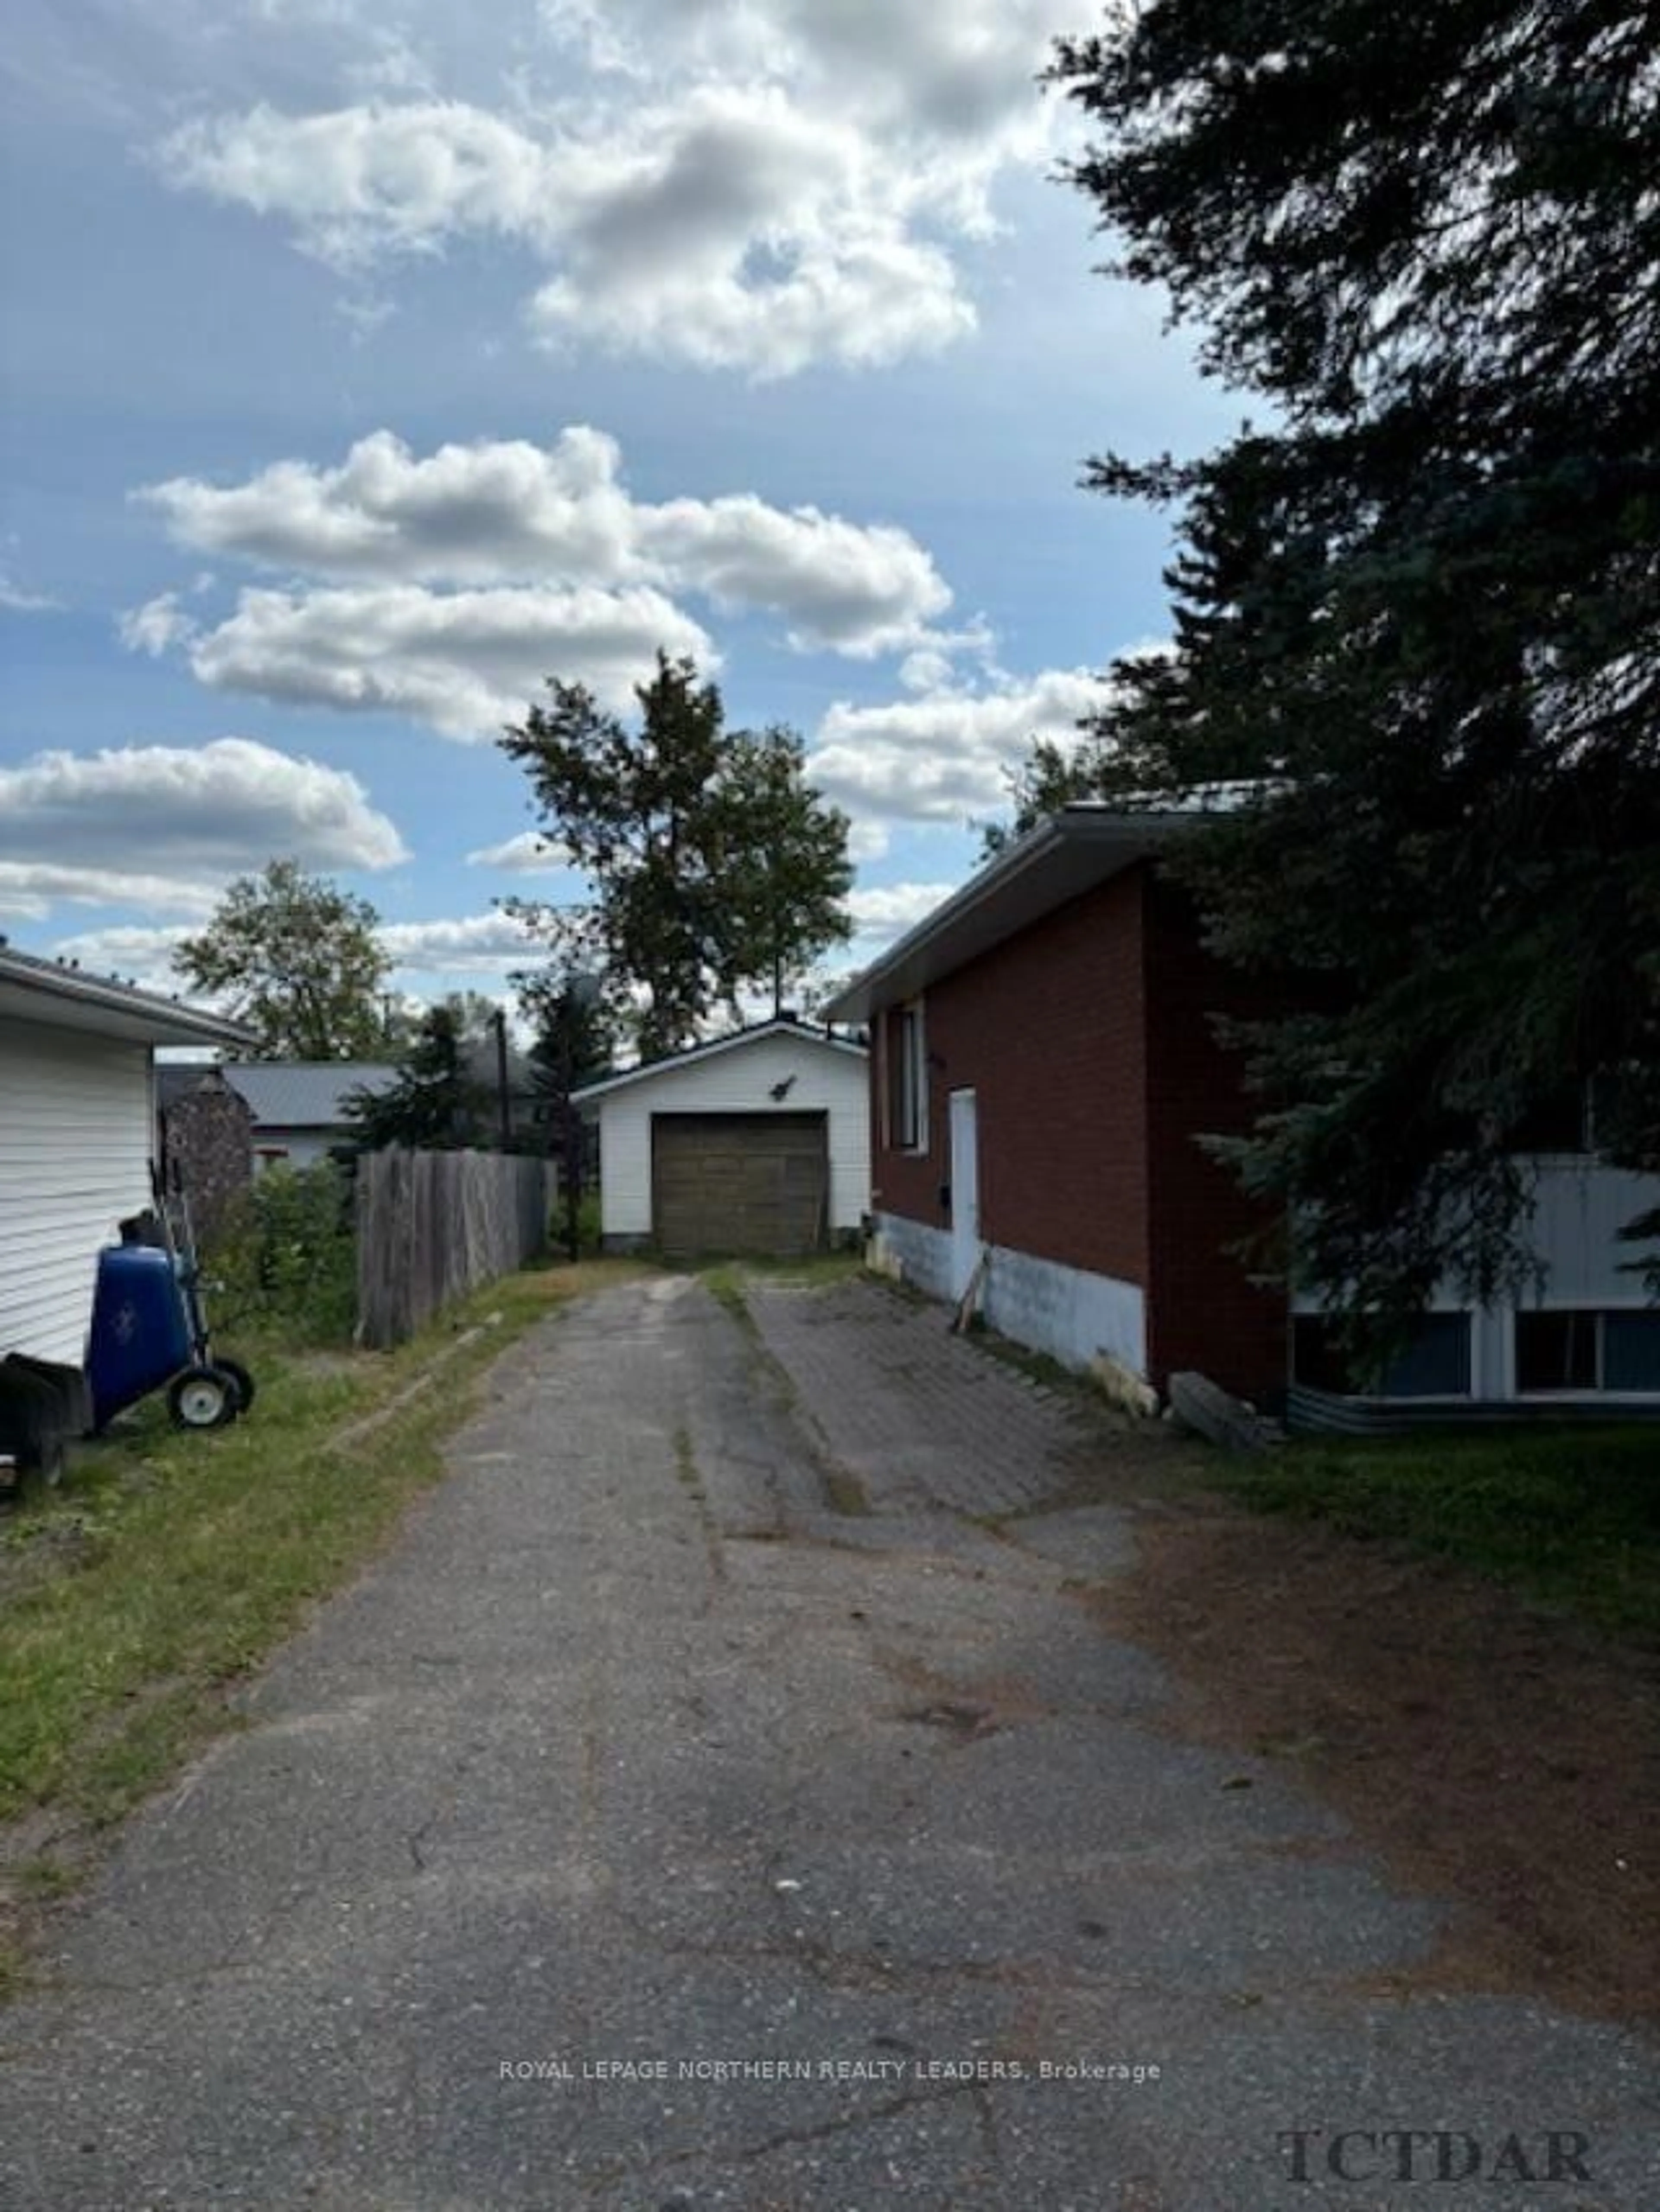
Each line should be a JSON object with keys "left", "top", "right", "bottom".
{"left": 825, "top": 807, "right": 1286, "bottom": 1405}
{"left": 824, "top": 805, "right": 1660, "bottom": 1422}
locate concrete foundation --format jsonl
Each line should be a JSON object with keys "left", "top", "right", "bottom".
{"left": 870, "top": 1213, "right": 1149, "bottom": 1385}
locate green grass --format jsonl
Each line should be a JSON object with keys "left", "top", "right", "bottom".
{"left": 1220, "top": 1425, "right": 1660, "bottom": 1640}
{"left": 699, "top": 1252, "right": 863, "bottom": 1336}
{"left": 699, "top": 1249, "right": 862, "bottom": 1295}
{"left": 0, "top": 1259, "right": 642, "bottom": 1839}
{"left": 963, "top": 1329, "right": 1076, "bottom": 1395}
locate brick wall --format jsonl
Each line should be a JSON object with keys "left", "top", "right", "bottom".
{"left": 868, "top": 861, "right": 1289, "bottom": 1405}
{"left": 871, "top": 870, "right": 1152, "bottom": 1291}
{"left": 1142, "top": 873, "right": 1288, "bottom": 1404}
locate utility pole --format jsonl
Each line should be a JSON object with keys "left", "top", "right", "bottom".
{"left": 493, "top": 1007, "right": 512, "bottom": 1150}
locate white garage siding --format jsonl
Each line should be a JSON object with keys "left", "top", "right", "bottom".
{"left": 0, "top": 1017, "right": 155, "bottom": 1367}
{"left": 588, "top": 1029, "right": 869, "bottom": 1246}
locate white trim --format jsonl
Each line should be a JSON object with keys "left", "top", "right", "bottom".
{"left": 823, "top": 806, "right": 1194, "bottom": 1023}
{"left": 0, "top": 943, "right": 252, "bottom": 1048}
{"left": 888, "top": 997, "right": 928, "bottom": 1156}
{"left": 572, "top": 1020, "right": 865, "bottom": 1103}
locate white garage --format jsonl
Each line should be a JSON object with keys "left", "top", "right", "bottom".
{"left": 575, "top": 1019, "right": 870, "bottom": 1258}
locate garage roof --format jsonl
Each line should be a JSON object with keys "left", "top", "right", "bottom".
{"left": 572, "top": 1017, "right": 865, "bottom": 1103}
{"left": 0, "top": 940, "right": 256, "bottom": 1049}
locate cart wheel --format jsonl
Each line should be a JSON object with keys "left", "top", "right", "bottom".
{"left": 215, "top": 1358, "right": 256, "bottom": 1416}
{"left": 167, "top": 1364, "right": 239, "bottom": 1431}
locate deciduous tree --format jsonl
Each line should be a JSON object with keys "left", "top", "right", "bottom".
{"left": 501, "top": 654, "right": 852, "bottom": 1058}
{"left": 175, "top": 859, "right": 392, "bottom": 1062}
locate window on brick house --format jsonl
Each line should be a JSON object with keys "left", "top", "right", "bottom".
{"left": 887, "top": 1001, "right": 926, "bottom": 1152}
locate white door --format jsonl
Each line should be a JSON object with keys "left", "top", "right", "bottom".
{"left": 949, "top": 1088, "right": 980, "bottom": 1302}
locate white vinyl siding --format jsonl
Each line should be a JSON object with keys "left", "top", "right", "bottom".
{"left": 0, "top": 1018, "right": 154, "bottom": 1366}
{"left": 250, "top": 1128, "right": 335, "bottom": 1170}
{"left": 1291, "top": 1157, "right": 1660, "bottom": 1402}
{"left": 593, "top": 1033, "right": 869, "bottom": 1243}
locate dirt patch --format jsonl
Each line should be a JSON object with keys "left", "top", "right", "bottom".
{"left": 0, "top": 1516, "right": 101, "bottom": 1607}
{"left": 1098, "top": 1498, "right": 1660, "bottom": 2026}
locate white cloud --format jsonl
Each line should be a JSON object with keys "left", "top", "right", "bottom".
{"left": 521, "top": 86, "right": 974, "bottom": 377}
{"left": 545, "top": 1, "right": 1076, "bottom": 150}
{"left": 45, "top": 924, "right": 197, "bottom": 1001}
{"left": 154, "top": 0, "right": 1079, "bottom": 378}
{"left": 0, "top": 864, "right": 221, "bottom": 924}
{"left": 0, "top": 572, "right": 64, "bottom": 614}
{"left": 139, "top": 426, "right": 954, "bottom": 657}
{"left": 898, "top": 645, "right": 957, "bottom": 694}
{"left": 808, "top": 668, "right": 1110, "bottom": 828}
{"left": 0, "top": 739, "right": 409, "bottom": 918}
{"left": 847, "top": 880, "right": 960, "bottom": 940}
{"left": 465, "top": 831, "right": 573, "bottom": 873}
{"left": 638, "top": 491, "right": 950, "bottom": 657}
{"left": 186, "top": 581, "right": 712, "bottom": 738}
{"left": 118, "top": 590, "right": 199, "bottom": 656}
{"left": 49, "top": 909, "right": 543, "bottom": 1002}
{"left": 159, "top": 99, "right": 552, "bottom": 269}
{"left": 381, "top": 909, "right": 543, "bottom": 975}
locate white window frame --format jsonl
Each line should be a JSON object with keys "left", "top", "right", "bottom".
{"left": 1512, "top": 1304, "right": 1660, "bottom": 1396}
{"left": 885, "top": 998, "right": 927, "bottom": 1155}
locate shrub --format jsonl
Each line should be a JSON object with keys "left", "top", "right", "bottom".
{"left": 207, "top": 1161, "right": 357, "bottom": 1344}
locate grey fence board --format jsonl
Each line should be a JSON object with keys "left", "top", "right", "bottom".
{"left": 356, "top": 1148, "right": 555, "bottom": 1349}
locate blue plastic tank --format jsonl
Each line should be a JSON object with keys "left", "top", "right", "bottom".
{"left": 86, "top": 1246, "right": 193, "bottom": 1429}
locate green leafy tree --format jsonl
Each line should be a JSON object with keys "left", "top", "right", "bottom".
{"left": 344, "top": 997, "right": 496, "bottom": 1151}
{"left": 520, "top": 968, "right": 616, "bottom": 1256}
{"left": 175, "top": 859, "right": 393, "bottom": 1062}
{"left": 1036, "top": 0, "right": 1660, "bottom": 1334}
{"left": 712, "top": 726, "right": 855, "bottom": 1017}
{"left": 501, "top": 653, "right": 853, "bottom": 1057}
{"left": 523, "top": 969, "right": 616, "bottom": 1098}
{"left": 208, "top": 1160, "right": 357, "bottom": 1345}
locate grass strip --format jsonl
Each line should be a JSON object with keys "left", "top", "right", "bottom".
{"left": 0, "top": 1259, "right": 640, "bottom": 1836}
{"left": 1218, "top": 1424, "right": 1660, "bottom": 1641}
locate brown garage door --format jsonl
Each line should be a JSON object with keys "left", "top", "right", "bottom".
{"left": 651, "top": 1112, "right": 830, "bottom": 1258}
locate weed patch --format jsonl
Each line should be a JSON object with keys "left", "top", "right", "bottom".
{"left": 0, "top": 1260, "right": 643, "bottom": 1840}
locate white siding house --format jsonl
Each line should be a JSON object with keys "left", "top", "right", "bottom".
{"left": 0, "top": 946, "right": 252, "bottom": 1370}
{"left": 222, "top": 1061, "right": 398, "bottom": 1170}
{"left": 1289, "top": 1154, "right": 1660, "bottom": 1422}
{"left": 575, "top": 1020, "right": 869, "bottom": 1256}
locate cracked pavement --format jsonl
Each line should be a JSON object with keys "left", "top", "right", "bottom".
{"left": 0, "top": 1274, "right": 1654, "bottom": 2209}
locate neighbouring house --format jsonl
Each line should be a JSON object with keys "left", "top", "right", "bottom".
{"left": 823, "top": 806, "right": 1660, "bottom": 1427}
{"left": 221, "top": 1061, "right": 399, "bottom": 1170}
{"left": 156, "top": 1065, "right": 254, "bottom": 1239}
{"left": 574, "top": 1018, "right": 869, "bottom": 1258}
{"left": 0, "top": 941, "right": 253, "bottom": 1461}
{"left": 222, "top": 1045, "right": 552, "bottom": 1168}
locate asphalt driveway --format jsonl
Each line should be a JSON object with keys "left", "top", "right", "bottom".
{"left": 0, "top": 1274, "right": 1654, "bottom": 2209}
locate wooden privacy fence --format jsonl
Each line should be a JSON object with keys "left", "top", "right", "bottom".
{"left": 356, "top": 1147, "right": 555, "bottom": 1349}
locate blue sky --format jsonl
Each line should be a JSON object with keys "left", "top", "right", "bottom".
{"left": 0, "top": 0, "right": 1236, "bottom": 1013}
